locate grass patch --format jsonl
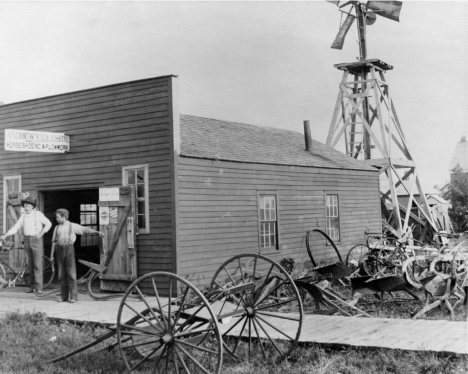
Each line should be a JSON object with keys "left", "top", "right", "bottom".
{"left": 0, "top": 311, "right": 467, "bottom": 374}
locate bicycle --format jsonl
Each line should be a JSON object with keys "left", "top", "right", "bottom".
{"left": 0, "top": 238, "right": 55, "bottom": 292}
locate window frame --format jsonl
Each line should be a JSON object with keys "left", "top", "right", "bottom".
{"left": 122, "top": 164, "right": 150, "bottom": 234}
{"left": 3, "top": 175, "right": 22, "bottom": 233}
{"left": 257, "top": 191, "right": 281, "bottom": 253}
{"left": 325, "top": 193, "right": 341, "bottom": 242}
{"left": 79, "top": 203, "right": 99, "bottom": 247}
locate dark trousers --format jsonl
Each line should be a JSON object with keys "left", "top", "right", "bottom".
{"left": 56, "top": 245, "right": 78, "bottom": 301}
{"left": 24, "top": 236, "right": 43, "bottom": 292}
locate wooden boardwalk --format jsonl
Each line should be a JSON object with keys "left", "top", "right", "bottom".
{"left": 0, "top": 288, "right": 466, "bottom": 355}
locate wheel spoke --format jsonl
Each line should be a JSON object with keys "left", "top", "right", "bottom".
{"left": 168, "top": 278, "right": 173, "bottom": 332}
{"left": 121, "top": 337, "right": 162, "bottom": 351}
{"left": 221, "top": 313, "right": 246, "bottom": 337}
{"left": 173, "top": 344, "right": 192, "bottom": 374}
{"left": 133, "top": 285, "right": 163, "bottom": 329}
{"left": 255, "top": 310, "right": 301, "bottom": 322}
{"left": 176, "top": 326, "right": 216, "bottom": 339}
{"left": 172, "top": 285, "right": 190, "bottom": 330}
{"left": 130, "top": 343, "right": 166, "bottom": 371}
{"left": 151, "top": 278, "right": 168, "bottom": 328}
{"left": 173, "top": 342, "right": 213, "bottom": 374}
{"left": 255, "top": 313, "right": 295, "bottom": 341}
{"left": 229, "top": 315, "right": 248, "bottom": 356}
{"left": 252, "top": 317, "right": 267, "bottom": 358}
{"left": 120, "top": 323, "right": 162, "bottom": 336}
{"left": 253, "top": 315, "right": 285, "bottom": 357}
{"left": 123, "top": 302, "right": 164, "bottom": 334}
{"left": 176, "top": 337, "right": 219, "bottom": 355}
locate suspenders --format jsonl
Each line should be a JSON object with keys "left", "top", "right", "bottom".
{"left": 53, "top": 222, "right": 74, "bottom": 245}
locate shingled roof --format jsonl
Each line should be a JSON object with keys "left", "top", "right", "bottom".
{"left": 180, "top": 115, "right": 377, "bottom": 172}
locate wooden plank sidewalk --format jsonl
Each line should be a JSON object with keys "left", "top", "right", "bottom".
{"left": 0, "top": 287, "right": 466, "bottom": 355}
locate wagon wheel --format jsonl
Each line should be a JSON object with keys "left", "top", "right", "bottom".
{"left": 23, "top": 255, "right": 55, "bottom": 289}
{"left": 0, "top": 262, "right": 7, "bottom": 289}
{"left": 208, "top": 254, "right": 303, "bottom": 363}
{"left": 117, "top": 272, "right": 223, "bottom": 374}
{"left": 42, "top": 256, "right": 55, "bottom": 289}
{"left": 346, "top": 244, "right": 370, "bottom": 271}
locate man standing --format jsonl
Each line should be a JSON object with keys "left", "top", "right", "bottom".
{"left": 0, "top": 196, "right": 52, "bottom": 294}
{"left": 50, "top": 208, "right": 104, "bottom": 303}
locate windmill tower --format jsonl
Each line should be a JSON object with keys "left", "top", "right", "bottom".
{"left": 325, "top": 1, "right": 438, "bottom": 240}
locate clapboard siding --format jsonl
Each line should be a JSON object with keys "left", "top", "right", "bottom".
{"left": 176, "top": 157, "right": 381, "bottom": 286}
{"left": 0, "top": 76, "right": 177, "bottom": 290}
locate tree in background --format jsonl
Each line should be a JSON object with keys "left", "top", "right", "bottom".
{"left": 442, "top": 166, "right": 468, "bottom": 232}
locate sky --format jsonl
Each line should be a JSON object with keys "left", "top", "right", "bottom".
{"left": 0, "top": 1, "right": 466, "bottom": 191}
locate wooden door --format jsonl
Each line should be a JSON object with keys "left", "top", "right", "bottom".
{"left": 5, "top": 191, "right": 38, "bottom": 273}
{"left": 98, "top": 186, "right": 137, "bottom": 292}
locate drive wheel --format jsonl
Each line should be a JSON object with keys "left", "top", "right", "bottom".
{"left": 117, "top": 272, "right": 222, "bottom": 374}
{"left": 209, "top": 254, "right": 303, "bottom": 363}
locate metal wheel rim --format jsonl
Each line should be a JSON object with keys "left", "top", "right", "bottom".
{"left": 0, "top": 263, "right": 7, "bottom": 289}
{"left": 42, "top": 256, "right": 55, "bottom": 289}
{"left": 117, "top": 271, "right": 223, "bottom": 374}
{"left": 209, "top": 254, "right": 303, "bottom": 363}
{"left": 346, "top": 244, "right": 370, "bottom": 270}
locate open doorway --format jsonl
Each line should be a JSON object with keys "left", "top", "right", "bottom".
{"left": 42, "top": 189, "right": 100, "bottom": 279}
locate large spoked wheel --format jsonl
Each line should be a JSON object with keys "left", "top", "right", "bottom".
{"left": 346, "top": 244, "right": 370, "bottom": 271}
{"left": 24, "top": 255, "right": 55, "bottom": 289}
{"left": 42, "top": 256, "right": 55, "bottom": 289}
{"left": 0, "top": 262, "right": 7, "bottom": 289}
{"left": 208, "top": 254, "right": 303, "bottom": 363}
{"left": 117, "top": 272, "right": 223, "bottom": 374}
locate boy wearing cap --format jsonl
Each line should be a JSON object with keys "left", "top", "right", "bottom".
{"left": 0, "top": 196, "right": 52, "bottom": 294}
{"left": 51, "top": 208, "right": 104, "bottom": 303}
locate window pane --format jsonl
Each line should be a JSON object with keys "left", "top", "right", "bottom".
{"left": 137, "top": 184, "right": 145, "bottom": 198}
{"left": 137, "top": 169, "right": 145, "bottom": 182}
{"left": 138, "top": 214, "right": 146, "bottom": 229}
{"left": 127, "top": 169, "right": 135, "bottom": 185}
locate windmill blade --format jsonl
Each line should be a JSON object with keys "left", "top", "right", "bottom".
{"left": 331, "top": 13, "right": 356, "bottom": 49}
{"left": 366, "top": 1, "right": 402, "bottom": 22}
{"left": 326, "top": 0, "right": 341, "bottom": 5}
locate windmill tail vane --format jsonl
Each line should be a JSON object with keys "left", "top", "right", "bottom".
{"left": 328, "top": 1, "right": 402, "bottom": 51}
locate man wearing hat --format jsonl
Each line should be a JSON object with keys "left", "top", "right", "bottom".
{"left": 0, "top": 196, "right": 52, "bottom": 294}
{"left": 50, "top": 208, "right": 104, "bottom": 303}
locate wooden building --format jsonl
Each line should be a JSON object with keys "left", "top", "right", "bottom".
{"left": 0, "top": 76, "right": 381, "bottom": 293}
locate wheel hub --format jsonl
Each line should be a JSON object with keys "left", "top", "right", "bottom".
{"left": 159, "top": 333, "right": 173, "bottom": 345}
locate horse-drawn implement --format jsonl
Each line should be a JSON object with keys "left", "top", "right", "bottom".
{"left": 51, "top": 254, "right": 304, "bottom": 373}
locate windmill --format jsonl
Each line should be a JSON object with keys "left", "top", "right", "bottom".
{"left": 324, "top": 1, "right": 439, "bottom": 241}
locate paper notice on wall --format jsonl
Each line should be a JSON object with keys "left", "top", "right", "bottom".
{"left": 109, "top": 207, "right": 118, "bottom": 224}
{"left": 99, "top": 207, "right": 109, "bottom": 225}
{"left": 99, "top": 187, "right": 120, "bottom": 201}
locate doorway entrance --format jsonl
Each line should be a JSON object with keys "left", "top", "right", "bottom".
{"left": 42, "top": 189, "right": 100, "bottom": 279}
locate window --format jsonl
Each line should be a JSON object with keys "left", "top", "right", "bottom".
{"left": 258, "top": 194, "right": 278, "bottom": 250}
{"left": 123, "top": 164, "right": 149, "bottom": 234}
{"left": 80, "top": 204, "right": 99, "bottom": 247}
{"left": 3, "top": 175, "right": 22, "bottom": 232}
{"left": 325, "top": 194, "right": 340, "bottom": 241}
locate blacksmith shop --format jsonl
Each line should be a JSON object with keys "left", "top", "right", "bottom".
{"left": 0, "top": 75, "right": 381, "bottom": 293}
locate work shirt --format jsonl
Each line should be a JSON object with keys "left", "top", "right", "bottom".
{"left": 5, "top": 210, "right": 52, "bottom": 237}
{"left": 52, "top": 221, "right": 96, "bottom": 246}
